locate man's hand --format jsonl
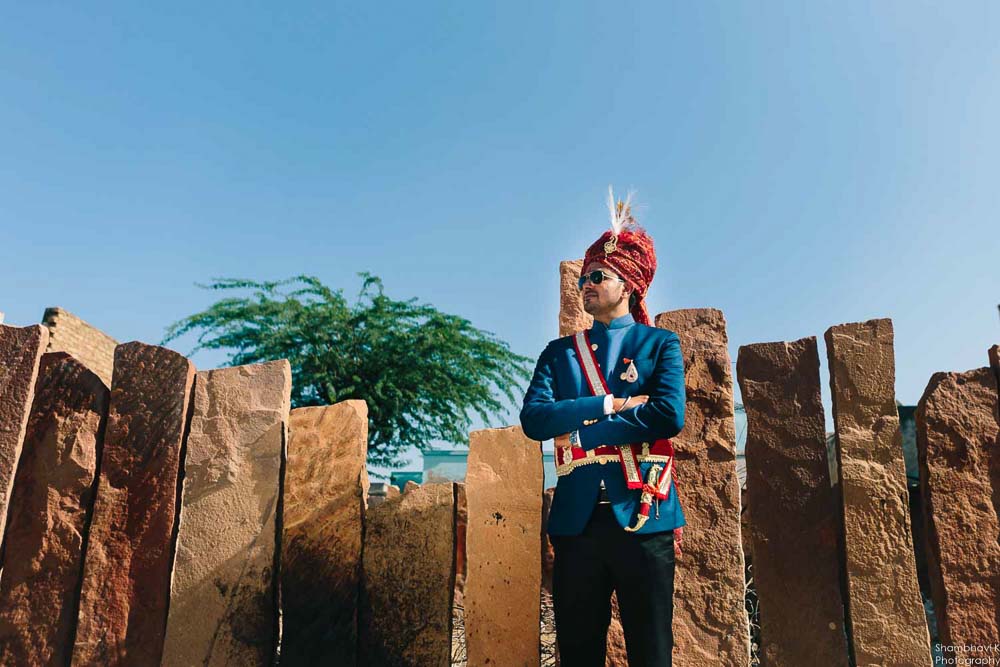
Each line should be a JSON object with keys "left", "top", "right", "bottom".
{"left": 613, "top": 395, "right": 649, "bottom": 412}
{"left": 555, "top": 396, "right": 649, "bottom": 447}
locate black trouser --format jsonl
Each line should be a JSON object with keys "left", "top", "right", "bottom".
{"left": 550, "top": 503, "right": 676, "bottom": 667}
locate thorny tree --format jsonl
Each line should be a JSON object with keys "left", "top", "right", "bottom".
{"left": 164, "top": 274, "right": 532, "bottom": 468}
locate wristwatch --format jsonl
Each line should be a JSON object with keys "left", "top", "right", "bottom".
{"left": 569, "top": 430, "right": 581, "bottom": 448}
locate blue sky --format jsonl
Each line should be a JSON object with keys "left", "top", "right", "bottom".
{"left": 2, "top": 2, "right": 998, "bottom": 468}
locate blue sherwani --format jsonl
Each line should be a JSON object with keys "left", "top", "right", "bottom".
{"left": 520, "top": 313, "right": 687, "bottom": 536}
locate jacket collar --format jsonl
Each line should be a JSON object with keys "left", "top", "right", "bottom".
{"left": 591, "top": 313, "right": 635, "bottom": 331}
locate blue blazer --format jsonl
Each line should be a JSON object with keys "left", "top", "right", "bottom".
{"left": 520, "top": 313, "right": 687, "bottom": 536}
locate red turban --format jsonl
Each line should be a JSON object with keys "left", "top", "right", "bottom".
{"left": 582, "top": 193, "right": 657, "bottom": 325}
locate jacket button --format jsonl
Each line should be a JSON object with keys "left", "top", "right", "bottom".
{"left": 591, "top": 343, "right": 598, "bottom": 351}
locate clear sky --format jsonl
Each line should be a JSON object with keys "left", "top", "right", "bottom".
{"left": 2, "top": 2, "right": 998, "bottom": 468}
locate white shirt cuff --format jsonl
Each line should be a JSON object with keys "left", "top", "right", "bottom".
{"left": 603, "top": 394, "right": 614, "bottom": 415}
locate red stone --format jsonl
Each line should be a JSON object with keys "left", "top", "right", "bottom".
{"left": 825, "top": 319, "right": 931, "bottom": 664}
{"left": 737, "top": 337, "right": 848, "bottom": 666}
{"left": 917, "top": 367, "right": 1000, "bottom": 646}
{"left": 655, "top": 309, "right": 750, "bottom": 667}
{"left": 0, "top": 353, "right": 107, "bottom": 665}
{"left": 71, "top": 342, "right": 195, "bottom": 666}
{"left": 0, "top": 324, "right": 49, "bottom": 544}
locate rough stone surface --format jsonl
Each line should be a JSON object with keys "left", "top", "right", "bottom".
{"left": 541, "top": 487, "right": 555, "bottom": 594}
{"left": 559, "top": 259, "right": 593, "bottom": 336}
{"left": 42, "top": 307, "right": 117, "bottom": 388}
{"left": 161, "top": 360, "right": 291, "bottom": 666}
{"left": 464, "top": 426, "right": 542, "bottom": 667}
{"left": 917, "top": 367, "right": 1000, "bottom": 647}
{"left": 71, "top": 342, "right": 195, "bottom": 667}
{"left": 454, "top": 481, "right": 468, "bottom": 607}
{"left": 0, "top": 324, "right": 48, "bottom": 545}
{"left": 282, "top": 400, "right": 369, "bottom": 666}
{"left": 360, "top": 482, "right": 455, "bottom": 667}
{"left": 0, "top": 353, "right": 107, "bottom": 666}
{"left": 736, "top": 338, "right": 849, "bottom": 666}
{"left": 990, "top": 345, "right": 1000, "bottom": 387}
{"left": 654, "top": 309, "right": 750, "bottom": 667}
{"left": 825, "top": 319, "right": 931, "bottom": 665}
{"left": 604, "top": 595, "right": 629, "bottom": 667}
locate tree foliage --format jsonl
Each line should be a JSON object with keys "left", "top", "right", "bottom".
{"left": 163, "top": 274, "right": 533, "bottom": 467}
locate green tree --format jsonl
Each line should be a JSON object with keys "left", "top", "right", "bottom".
{"left": 163, "top": 274, "right": 533, "bottom": 468}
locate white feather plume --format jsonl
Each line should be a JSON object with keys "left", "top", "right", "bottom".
{"left": 607, "top": 185, "right": 636, "bottom": 234}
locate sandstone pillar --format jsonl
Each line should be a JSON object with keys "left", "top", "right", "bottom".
{"left": 825, "top": 319, "right": 931, "bottom": 665}
{"left": 72, "top": 342, "right": 195, "bottom": 666}
{"left": 917, "top": 367, "right": 1000, "bottom": 646}
{"left": 464, "top": 426, "right": 542, "bottom": 666}
{"left": 161, "top": 360, "right": 291, "bottom": 666}
{"left": 282, "top": 400, "right": 369, "bottom": 666}
{"left": 559, "top": 259, "right": 593, "bottom": 336}
{"left": 0, "top": 353, "right": 107, "bottom": 666}
{"left": 0, "top": 324, "right": 49, "bottom": 544}
{"left": 654, "top": 309, "right": 749, "bottom": 667}
{"left": 736, "top": 337, "right": 848, "bottom": 666}
{"left": 360, "top": 482, "right": 455, "bottom": 667}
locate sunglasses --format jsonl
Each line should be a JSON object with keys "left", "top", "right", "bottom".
{"left": 577, "top": 270, "right": 622, "bottom": 290}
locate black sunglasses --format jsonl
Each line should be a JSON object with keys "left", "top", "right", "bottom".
{"left": 577, "top": 270, "right": 621, "bottom": 290}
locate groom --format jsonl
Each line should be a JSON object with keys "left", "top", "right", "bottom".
{"left": 520, "top": 193, "right": 686, "bottom": 666}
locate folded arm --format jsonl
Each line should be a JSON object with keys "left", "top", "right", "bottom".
{"left": 577, "top": 333, "right": 686, "bottom": 449}
{"left": 519, "top": 343, "right": 608, "bottom": 441}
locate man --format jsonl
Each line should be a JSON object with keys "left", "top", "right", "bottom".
{"left": 520, "top": 191, "right": 686, "bottom": 667}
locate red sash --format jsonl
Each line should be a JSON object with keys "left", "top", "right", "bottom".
{"left": 554, "top": 331, "right": 676, "bottom": 502}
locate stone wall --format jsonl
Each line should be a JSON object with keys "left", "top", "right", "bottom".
{"left": 3, "top": 302, "right": 999, "bottom": 665}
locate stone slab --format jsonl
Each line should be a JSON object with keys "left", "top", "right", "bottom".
{"left": 825, "top": 319, "right": 931, "bottom": 665}
{"left": 559, "top": 259, "right": 593, "bottom": 337}
{"left": 161, "top": 360, "right": 291, "bottom": 666}
{"left": 71, "top": 342, "right": 195, "bottom": 666}
{"left": 464, "top": 426, "right": 542, "bottom": 667}
{"left": 917, "top": 367, "right": 1000, "bottom": 646}
{"left": 0, "top": 353, "right": 107, "bottom": 666}
{"left": 454, "top": 481, "right": 468, "bottom": 607}
{"left": 281, "top": 400, "right": 369, "bottom": 666}
{"left": 360, "top": 482, "right": 455, "bottom": 667}
{"left": 0, "top": 324, "right": 49, "bottom": 545}
{"left": 736, "top": 337, "right": 848, "bottom": 666}
{"left": 990, "top": 345, "right": 1000, "bottom": 387}
{"left": 654, "top": 308, "right": 750, "bottom": 667}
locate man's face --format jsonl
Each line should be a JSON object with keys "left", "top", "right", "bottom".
{"left": 580, "top": 262, "right": 628, "bottom": 316}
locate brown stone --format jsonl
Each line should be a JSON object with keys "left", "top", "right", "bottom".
{"left": 161, "top": 360, "right": 291, "bottom": 666}
{"left": 541, "top": 487, "right": 555, "bottom": 594}
{"left": 464, "top": 426, "right": 542, "bottom": 666}
{"left": 71, "top": 342, "right": 195, "bottom": 666}
{"left": 825, "top": 319, "right": 931, "bottom": 664}
{"left": 282, "top": 401, "right": 369, "bottom": 666}
{"left": 42, "top": 307, "right": 117, "bottom": 388}
{"left": 653, "top": 309, "right": 750, "bottom": 666}
{"left": 0, "top": 353, "right": 107, "bottom": 666}
{"left": 360, "top": 482, "right": 455, "bottom": 667}
{"left": 0, "top": 324, "right": 49, "bottom": 545}
{"left": 454, "top": 481, "right": 468, "bottom": 607}
{"left": 917, "top": 367, "right": 1000, "bottom": 646}
{"left": 736, "top": 338, "right": 849, "bottom": 666}
{"left": 559, "top": 259, "right": 593, "bottom": 336}
{"left": 990, "top": 345, "right": 1000, "bottom": 387}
